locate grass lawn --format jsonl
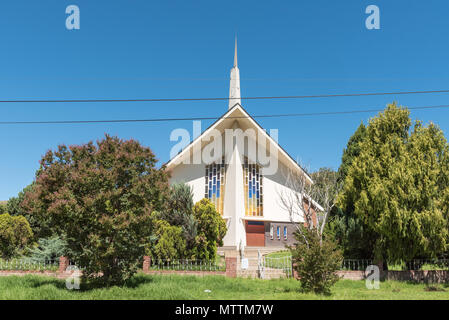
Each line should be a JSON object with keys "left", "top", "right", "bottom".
{"left": 0, "top": 273, "right": 448, "bottom": 300}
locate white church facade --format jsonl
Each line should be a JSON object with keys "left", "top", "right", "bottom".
{"left": 166, "top": 41, "right": 314, "bottom": 249}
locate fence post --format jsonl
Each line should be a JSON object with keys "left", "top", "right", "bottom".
{"left": 292, "top": 261, "right": 298, "bottom": 280}
{"left": 59, "top": 256, "right": 69, "bottom": 274}
{"left": 225, "top": 257, "right": 237, "bottom": 278}
{"left": 143, "top": 256, "right": 151, "bottom": 273}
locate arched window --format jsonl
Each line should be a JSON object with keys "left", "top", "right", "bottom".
{"left": 205, "top": 159, "right": 226, "bottom": 214}
{"left": 243, "top": 157, "right": 263, "bottom": 216}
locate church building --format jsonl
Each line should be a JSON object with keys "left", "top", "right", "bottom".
{"left": 166, "top": 40, "right": 314, "bottom": 249}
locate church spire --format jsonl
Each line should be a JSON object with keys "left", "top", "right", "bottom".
{"left": 234, "top": 37, "right": 238, "bottom": 67}
{"left": 229, "top": 37, "right": 241, "bottom": 109}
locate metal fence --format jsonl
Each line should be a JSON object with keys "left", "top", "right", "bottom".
{"left": 262, "top": 256, "right": 292, "bottom": 278}
{"left": 0, "top": 259, "right": 59, "bottom": 271}
{"left": 341, "top": 259, "right": 374, "bottom": 271}
{"left": 340, "top": 259, "right": 449, "bottom": 271}
{"left": 150, "top": 259, "right": 226, "bottom": 272}
{"left": 403, "top": 259, "right": 449, "bottom": 271}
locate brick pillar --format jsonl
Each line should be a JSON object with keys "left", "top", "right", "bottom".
{"left": 292, "top": 262, "right": 299, "bottom": 280}
{"left": 143, "top": 256, "right": 151, "bottom": 273}
{"left": 59, "top": 256, "right": 69, "bottom": 274}
{"left": 225, "top": 257, "right": 237, "bottom": 278}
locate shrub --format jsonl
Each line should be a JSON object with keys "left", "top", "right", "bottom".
{"left": 158, "top": 183, "right": 197, "bottom": 251}
{"left": 192, "top": 199, "right": 227, "bottom": 260}
{"left": 27, "top": 236, "right": 68, "bottom": 263}
{"left": 148, "top": 220, "right": 186, "bottom": 260}
{"left": 21, "top": 135, "right": 170, "bottom": 286}
{"left": 0, "top": 213, "right": 33, "bottom": 258}
{"left": 291, "top": 226, "right": 343, "bottom": 295}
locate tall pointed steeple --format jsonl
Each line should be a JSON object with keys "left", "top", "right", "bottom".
{"left": 229, "top": 37, "right": 241, "bottom": 109}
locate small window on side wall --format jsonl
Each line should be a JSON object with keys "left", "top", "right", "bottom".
{"left": 284, "top": 226, "right": 288, "bottom": 240}
{"left": 270, "top": 225, "right": 274, "bottom": 240}
{"left": 277, "top": 226, "right": 280, "bottom": 240}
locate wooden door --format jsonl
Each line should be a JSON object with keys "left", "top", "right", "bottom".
{"left": 246, "top": 221, "right": 265, "bottom": 247}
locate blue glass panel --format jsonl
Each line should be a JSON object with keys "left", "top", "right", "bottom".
{"left": 208, "top": 190, "right": 212, "bottom": 198}
{"left": 217, "top": 187, "right": 220, "bottom": 198}
{"left": 213, "top": 185, "right": 216, "bottom": 195}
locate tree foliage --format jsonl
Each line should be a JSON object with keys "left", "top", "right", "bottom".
{"left": 0, "top": 202, "right": 6, "bottom": 215}
{"left": 7, "top": 183, "right": 52, "bottom": 240}
{"left": 27, "top": 236, "right": 68, "bottom": 263}
{"left": 157, "top": 183, "right": 197, "bottom": 251}
{"left": 328, "top": 123, "right": 377, "bottom": 259}
{"left": 148, "top": 219, "right": 186, "bottom": 260}
{"left": 0, "top": 213, "right": 33, "bottom": 258}
{"left": 191, "top": 199, "right": 227, "bottom": 260}
{"left": 338, "top": 103, "right": 449, "bottom": 263}
{"left": 22, "top": 135, "right": 169, "bottom": 285}
{"left": 291, "top": 226, "right": 343, "bottom": 295}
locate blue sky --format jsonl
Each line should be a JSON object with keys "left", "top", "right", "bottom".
{"left": 1, "top": 0, "right": 449, "bottom": 200}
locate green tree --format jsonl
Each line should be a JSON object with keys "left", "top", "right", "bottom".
{"left": 338, "top": 103, "right": 449, "bottom": 263}
{"left": 7, "top": 183, "right": 52, "bottom": 240}
{"left": 192, "top": 199, "right": 227, "bottom": 260}
{"left": 291, "top": 226, "right": 343, "bottom": 295}
{"left": 27, "top": 236, "right": 68, "bottom": 263}
{"left": 338, "top": 123, "right": 367, "bottom": 181}
{"left": 0, "top": 202, "right": 6, "bottom": 214}
{"left": 158, "top": 183, "right": 198, "bottom": 251}
{"left": 327, "top": 123, "right": 377, "bottom": 259}
{"left": 22, "top": 135, "right": 170, "bottom": 285}
{"left": 0, "top": 213, "right": 33, "bottom": 258}
{"left": 148, "top": 219, "right": 186, "bottom": 260}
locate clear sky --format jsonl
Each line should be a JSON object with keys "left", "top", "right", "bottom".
{"left": 1, "top": 0, "right": 449, "bottom": 200}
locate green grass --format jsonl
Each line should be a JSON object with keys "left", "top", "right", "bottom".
{"left": 265, "top": 250, "right": 291, "bottom": 259}
{"left": 0, "top": 273, "right": 448, "bottom": 300}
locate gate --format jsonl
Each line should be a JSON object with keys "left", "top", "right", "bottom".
{"left": 238, "top": 251, "right": 292, "bottom": 279}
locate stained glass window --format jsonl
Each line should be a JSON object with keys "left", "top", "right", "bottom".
{"left": 243, "top": 157, "right": 263, "bottom": 216}
{"left": 284, "top": 226, "right": 287, "bottom": 240}
{"left": 205, "top": 159, "right": 226, "bottom": 215}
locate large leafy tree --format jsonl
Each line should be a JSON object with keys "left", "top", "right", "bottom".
{"left": 0, "top": 202, "right": 6, "bottom": 214}
{"left": 338, "top": 122, "right": 367, "bottom": 182}
{"left": 22, "top": 135, "right": 169, "bottom": 285}
{"left": 338, "top": 103, "right": 449, "bottom": 263}
{"left": 329, "top": 123, "right": 377, "bottom": 259}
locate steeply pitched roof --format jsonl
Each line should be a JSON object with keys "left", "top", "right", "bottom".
{"left": 165, "top": 103, "right": 313, "bottom": 183}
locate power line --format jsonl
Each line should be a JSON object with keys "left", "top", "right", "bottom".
{"left": 1, "top": 104, "right": 448, "bottom": 125}
{"left": 1, "top": 89, "right": 449, "bottom": 104}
